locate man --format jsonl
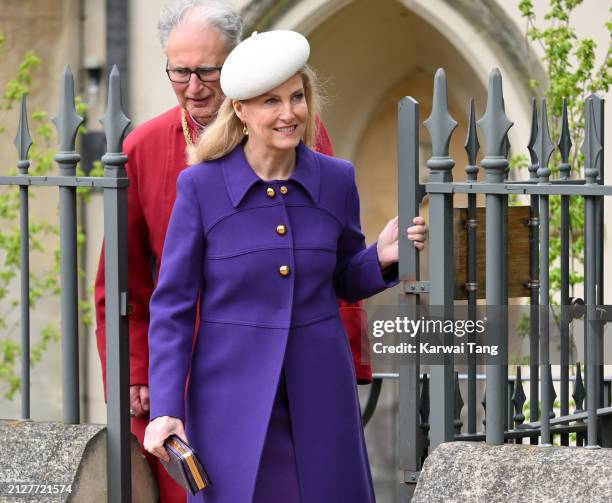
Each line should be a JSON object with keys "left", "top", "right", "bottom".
{"left": 94, "top": 1, "right": 426, "bottom": 502}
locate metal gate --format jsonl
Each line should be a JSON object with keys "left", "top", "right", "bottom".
{"left": 1, "top": 66, "right": 132, "bottom": 502}
{"left": 362, "top": 67, "right": 608, "bottom": 500}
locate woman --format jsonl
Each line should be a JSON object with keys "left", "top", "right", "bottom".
{"left": 144, "top": 30, "right": 425, "bottom": 503}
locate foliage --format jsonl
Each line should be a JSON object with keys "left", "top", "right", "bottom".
{"left": 516, "top": 0, "right": 611, "bottom": 282}
{"left": 511, "top": 1, "right": 611, "bottom": 361}
{"left": 0, "top": 33, "right": 100, "bottom": 400}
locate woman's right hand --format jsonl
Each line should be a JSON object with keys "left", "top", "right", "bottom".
{"left": 144, "top": 415, "right": 187, "bottom": 462}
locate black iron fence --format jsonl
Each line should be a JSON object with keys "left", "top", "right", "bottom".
{"left": 360, "top": 67, "right": 608, "bottom": 500}
{"left": 1, "top": 66, "right": 131, "bottom": 502}
{"left": 3, "top": 64, "right": 608, "bottom": 503}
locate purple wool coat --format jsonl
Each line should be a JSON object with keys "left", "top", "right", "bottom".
{"left": 148, "top": 141, "right": 398, "bottom": 502}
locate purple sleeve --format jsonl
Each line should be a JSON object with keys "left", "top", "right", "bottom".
{"left": 148, "top": 170, "right": 204, "bottom": 422}
{"left": 333, "top": 171, "right": 398, "bottom": 302}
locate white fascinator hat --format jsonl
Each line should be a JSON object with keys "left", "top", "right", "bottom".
{"left": 220, "top": 30, "right": 310, "bottom": 101}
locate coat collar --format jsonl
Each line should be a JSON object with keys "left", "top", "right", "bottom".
{"left": 223, "top": 141, "right": 320, "bottom": 207}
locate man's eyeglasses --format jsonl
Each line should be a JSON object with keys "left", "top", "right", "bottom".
{"left": 165, "top": 62, "right": 222, "bottom": 83}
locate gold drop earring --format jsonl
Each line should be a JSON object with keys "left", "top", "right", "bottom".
{"left": 242, "top": 123, "right": 249, "bottom": 136}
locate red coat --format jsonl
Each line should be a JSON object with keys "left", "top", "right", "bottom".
{"left": 94, "top": 106, "right": 372, "bottom": 398}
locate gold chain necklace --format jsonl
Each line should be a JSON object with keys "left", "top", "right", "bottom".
{"left": 180, "top": 107, "right": 194, "bottom": 148}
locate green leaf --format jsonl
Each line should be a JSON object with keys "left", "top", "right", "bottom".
{"left": 519, "top": 0, "right": 535, "bottom": 18}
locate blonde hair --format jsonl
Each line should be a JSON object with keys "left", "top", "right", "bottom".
{"left": 188, "top": 65, "right": 322, "bottom": 164}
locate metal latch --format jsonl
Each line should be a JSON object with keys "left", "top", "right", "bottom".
{"left": 404, "top": 281, "right": 430, "bottom": 294}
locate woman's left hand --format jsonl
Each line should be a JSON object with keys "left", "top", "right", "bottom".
{"left": 377, "top": 216, "right": 428, "bottom": 270}
{"left": 407, "top": 216, "right": 427, "bottom": 251}
{"left": 144, "top": 415, "right": 188, "bottom": 462}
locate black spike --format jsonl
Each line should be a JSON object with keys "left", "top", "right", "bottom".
{"left": 548, "top": 364, "right": 557, "bottom": 419}
{"left": 424, "top": 68, "right": 458, "bottom": 158}
{"left": 14, "top": 95, "right": 33, "bottom": 165}
{"left": 482, "top": 388, "right": 487, "bottom": 428}
{"left": 572, "top": 362, "right": 586, "bottom": 412}
{"left": 527, "top": 98, "right": 539, "bottom": 180}
{"left": 454, "top": 371, "right": 464, "bottom": 434}
{"left": 527, "top": 98, "right": 539, "bottom": 164}
{"left": 535, "top": 99, "right": 555, "bottom": 181}
{"left": 52, "top": 65, "right": 84, "bottom": 153}
{"left": 464, "top": 98, "right": 480, "bottom": 181}
{"left": 477, "top": 68, "right": 513, "bottom": 158}
{"left": 100, "top": 65, "right": 131, "bottom": 155}
{"left": 581, "top": 97, "right": 603, "bottom": 184}
{"left": 420, "top": 373, "right": 430, "bottom": 435}
{"left": 512, "top": 366, "right": 527, "bottom": 426}
{"left": 558, "top": 99, "right": 572, "bottom": 166}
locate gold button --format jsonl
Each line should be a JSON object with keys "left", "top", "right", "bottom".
{"left": 280, "top": 185, "right": 288, "bottom": 195}
{"left": 266, "top": 187, "right": 276, "bottom": 198}
{"left": 279, "top": 265, "right": 290, "bottom": 276}
{"left": 276, "top": 224, "right": 287, "bottom": 235}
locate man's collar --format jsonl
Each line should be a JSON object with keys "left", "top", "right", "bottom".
{"left": 177, "top": 107, "right": 206, "bottom": 134}
{"left": 187, "top": 110, "right": 207, "bottom": 130}
{"left": 223, "top": 141, "right": 320, "bottom": 207}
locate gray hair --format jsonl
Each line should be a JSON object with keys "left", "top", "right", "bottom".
{"left": 158, "top": 0, "right": 243, "bottom": 51}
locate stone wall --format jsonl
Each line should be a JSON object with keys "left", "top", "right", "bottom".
{"left": 0, "top": 420, "right": 157, "bottom": 502}
{"left": 413, "top": 441, "right": 612, "bottom": 502}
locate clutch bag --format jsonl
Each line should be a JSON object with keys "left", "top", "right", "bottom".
{"left": 161, "top": 434, "right": 212, "bottom": 495}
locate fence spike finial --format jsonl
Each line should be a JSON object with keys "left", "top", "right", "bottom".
{"left": 100, "top": 65, "right": 131, "bottom": 154}
{"left": 547, "top": 364, "right": 557, "bottom": 419}
{"left": 424, "top": 68, "right": 458, "bottom": 158}
{"left": 454, "top": 371, "right": 464, "bottom": 434}
{"left": 481, "top": 388, "right": 487, "bottom": 428}
{"left": 511, "top": 366, "right": 526, "bottom": 426}
{"left": 527, "top": 98, "right": 539, "bottom": 180}
{"left": 14, "top": 95, "right": 33, "bottom": 165}
{"left": 52, "top": 65, "right": 83, "bottom": 153}
{"left": 501, "top": 98, "right": 511, "bottom": 162}
{"left": 424, "top": 68, "right": 457, "bottom": 183}
{"left": 572, "top": 362, "right": 585, "bottom": 412}
{"left": 581, "top": 97, "right": 602, "bottom": 184}
{"left": 535, "top": 99, "right": 555, "bottom": 181}
{"left": 420, "top": 373, "right": 430, "bottom": 434}
{"left": 527, "top": 98, "right": 538, "bottom": 164}
{"left": 558, "top": 99, "right": 572, "bottom": 163}
{"left": 464, "top": 98, "right": 479, "bottom": 180}
{"left": 477, "top": 68, "right": 513, "bottom": 158}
